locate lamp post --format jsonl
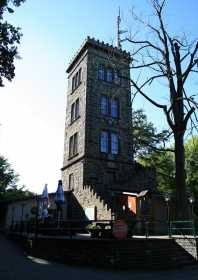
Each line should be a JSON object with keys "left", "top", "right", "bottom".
{"left": 189, "top": 195, "right": 195, "bottom": 236}
{"left": 165, "top": 194, "right": 170, "bottom": 236}
{"left": 189, "top": 196, "right": 195, "bottom": 219}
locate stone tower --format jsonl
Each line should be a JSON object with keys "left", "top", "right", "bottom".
{"left": 62, "top": 37, "right": 133, "bottom": 220}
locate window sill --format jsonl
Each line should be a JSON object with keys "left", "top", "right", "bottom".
{"left": 100, "top": 152, "right": 119, "bottom": 158}
{"left": 98, "top": 78, "right": 121, "bottom": 87}
{"left": 101, "top": 116, "right": 120, "bottom": 123}
{"left": 71, "top": 82, "right": 82, "bottom": 94}
{"left": 70, "top": 115, "right": 81, "bottom": 125}
{"left": 68, "top": 153, "right": 79, "bottom": 160}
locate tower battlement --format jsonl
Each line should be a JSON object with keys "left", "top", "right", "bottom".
{"left": 66, "top": 36, "right": 131, "bottom": 73}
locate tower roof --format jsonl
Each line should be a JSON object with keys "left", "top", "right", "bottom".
{"left": 66, "top": 36, "right": 131, "bottom": 73}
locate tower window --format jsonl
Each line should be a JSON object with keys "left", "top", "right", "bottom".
{"left": 111, "top": 133, "right": 119, "bottom": 154}
{"left": 72, "top": 68, "right": 82, "bottom": 92}
{"left": 75, "top": 98, "right": 79, "bottom": 119}
{"left": 111, "top": 99, "right": 119, "bottom": 118}
{"left": 98, "top": 65, "right": 121, "bottom": 85}
{"left": 100, "top": 131, "right": 119, "bottom": 155}
{"left": 69, "top": 174, "right": 74, "bottom": 190}
{"left": 98, "top": 65, "right": 105, "bottom": 80}
{"left": 71, "top": 103, "right": 75, "bottom": 123}
{"left": 69, "top": 132, "right": 78, "bottom": 158}
{"left": 71, "top": 98, "right": 80, "bottom": 123}
{"left": 101, "top": 95, "right": 109, "bottom": 115}
{"left": 106, "top": 68, "right": 113, "bottom": 82}
{"left": 100, "top": 131, "right": 108, "bottom": 153}
{"left": 100, "top": 96, "right": 119, "bottom": 119}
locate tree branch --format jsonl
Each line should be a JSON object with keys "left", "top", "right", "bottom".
{"left": 126, "top": 38, "right": 164, "bottom": 55}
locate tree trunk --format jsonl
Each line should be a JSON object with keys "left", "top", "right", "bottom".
{"left": 174, "top": 131, "right": 188, "bottom": 220}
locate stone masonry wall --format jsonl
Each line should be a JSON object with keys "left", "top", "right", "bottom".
{"left": 62, "top": 38, "right": 134, "bottom": 220}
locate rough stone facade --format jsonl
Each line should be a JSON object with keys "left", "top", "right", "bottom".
{"left": 62, "top": 37, "right": 145, "bottom": 220}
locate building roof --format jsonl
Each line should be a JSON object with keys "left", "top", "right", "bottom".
{"left": 5, "top": 190, "right": 73, "bottom": 205}
{"left": 66, "top": 36, "right": 131, "bottom": 73}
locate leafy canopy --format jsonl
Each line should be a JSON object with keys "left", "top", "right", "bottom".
{"left": 0, "top": 0, "right": 25, "bottom": 86}
{"left": 132, "top": 109, "right": 169, "bottom": 158}
{"left": 0, "top": 155, "right": 32, "bottom": 201}
{"left": 140, "top": 136, "right": 198, "bottom": 198}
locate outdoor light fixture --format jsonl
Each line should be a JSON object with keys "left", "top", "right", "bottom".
{"left": 165, "top": 193, "right": 170, "bottom": 203}
{"left": 164, "top": 193, "right": 171, "bottom": 236}
{"left": 188, "top": 195, "right": 195, "bottom": 220}
{"left": 189, "top": 196, "right": 195, "bottom": 204}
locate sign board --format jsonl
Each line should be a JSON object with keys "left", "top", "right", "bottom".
{"left": 113, "top": 219, "right": 128, "bottom": 239}
{"left": 85, "top": 206, "right": 96, "bottom": 220}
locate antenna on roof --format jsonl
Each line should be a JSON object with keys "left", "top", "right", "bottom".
{"left": 116, "top": 7, "right": 121, "bottom": 49}
{"left": 116, "top": 7, "right": 127, "bottom": 49}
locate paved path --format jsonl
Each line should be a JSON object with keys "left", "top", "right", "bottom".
{"left": 0, "top": 235, "right": 198, "bottom": 280}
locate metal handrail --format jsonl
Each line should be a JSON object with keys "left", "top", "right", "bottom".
{"left": 170, "top": 220, "right": 196, "bottom": 237}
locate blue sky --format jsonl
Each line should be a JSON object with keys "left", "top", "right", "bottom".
{"left": 0, "top": 0, "right": 197, "bottom": 193}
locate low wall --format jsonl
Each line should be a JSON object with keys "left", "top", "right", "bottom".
{"left": 21, "top": 236, "right": 197, "bottom": 269}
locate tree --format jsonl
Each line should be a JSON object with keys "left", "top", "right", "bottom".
{"left": 0, "top": 155, "right": 18, "bottom": 198}
{"left": 185, "top": 137, "right": 198, "bottom": 198}
{"left": 0, "top": 0, "right": 25, "bottom": 87}
{"left": 132, "top": 108, "right": 169, "bottom": 158}
{"left": 0, "top": 155, "right": 32, "bottom": 201}
{"left": 123, "top": 0, "right": 198, "bottom": 218}
{"left": 139, "top": 151, "right": 175, "bottom": 195}
{"left": 140, "top": 136, "right": 198, "bottom": 200}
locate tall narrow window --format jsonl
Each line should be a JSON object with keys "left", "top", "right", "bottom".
{"left": 75, "top": 98, "right": 79, "bottom": 119}
{"left": 71, "top": 98, "right": 80, "bottom": 123}
{"left": 69, "top": 174, "right": 74, "bottom": 190}
{"left": 74, "top": 73, "right": 78, "bottom": 89}
{"left": 71, "top": 68, "right": 82, "bottom": 92}
{"left": 73, "top": 132, "right": 78, "bottom": 155}
{"left": 69, "top": 136, "right": 74, "bottom": 158}
{"left": 78, "top": 68, "right": 81, "bottom": 85}
{"left": 71, "top": 103, "right": 75, "bottom": 123}
{"left": 111, "top": 133, "right": 119, "bottom": 154}
{"left": 111, "top": 99, "right": 119, "bottom": 118}
{"left": 100, "top": 131, "right": 108, "bottom": 153}
{"left": 106, "top": 68, "right": 113, "bottom": 82}
{"left": 101, "top": 95, "right": 109, "bottom": 115}
{"left": 72, "top": 76, "right": 75, "bottom": 92}
{"left": 98, "top": 65, "right": 105, "bottom": 80}
{"left": 69, "top": 133, "right": 78, "bottom": 158}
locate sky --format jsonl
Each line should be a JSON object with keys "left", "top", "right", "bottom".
{"left": 0, "top": 0, "right": 197, "bottom": 194}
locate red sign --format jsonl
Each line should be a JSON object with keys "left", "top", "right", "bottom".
{"left": 113, "top": 220, "right": 128, "bottom": 239}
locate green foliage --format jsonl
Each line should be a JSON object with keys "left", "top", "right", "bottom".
{"left": 86, "top": 223, "right": 101, "bottom": 230}
{"left": 0, "top": 155, "right": 32, "bottom": 201}
{"left": 140, "top": 136, "right": 198, "bottom": 198}
{"left": 132, "top": 109, "right": 169, "bottom": 158}
{"left": 0, "top": 156, "right": 18, "bottom": 194}
{"left": 185, "top": 137, "right": 198, "bottom": 198}
{"left": 0, "top": 0, "right": 25, "bottom": 86}
{"left": 0, "top": 1, "right": 26, "bottom": 19}
{"left": 139, "top": 151, "right": 175, "bottom": 195}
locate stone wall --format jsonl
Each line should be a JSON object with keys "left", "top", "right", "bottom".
{"left": 62, "top": 38, "right": 155, "bottom": 221}
{"left": 25, "top": 236, "right": 197, "bottom": 269}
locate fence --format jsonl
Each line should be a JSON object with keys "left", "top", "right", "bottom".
{"left": 9, "top": 218, "right": 198, "bottom": 239}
